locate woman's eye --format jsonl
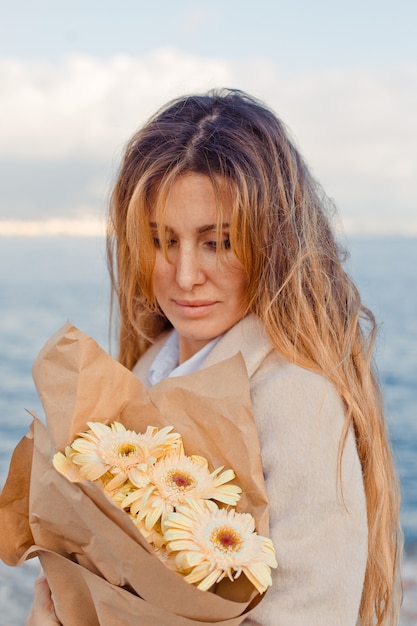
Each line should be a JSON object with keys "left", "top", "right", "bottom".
{"left": 206, "top": 238, "right": 231, "bottom": 250}
{"left": 152, "top": 237, "right": 177, "bottom": 248}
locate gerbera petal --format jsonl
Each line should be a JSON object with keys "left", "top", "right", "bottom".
{"left": 207, "top": 485, "right": 242, "bottom": 505}
{"left": 242, "top": 562, "right": 272, "bottom": 593}
{"left": 145, "top": 501, "right": 169, "bottom": 531}
{"left": 70, "top": 439, "right": 98, "bottom": 453}
{"left": 212, "top": 468, "right": 235, "bottom": 485}
{"left": 110, "top": 422, "right": 128, "bottom": 433}
{"left": 52, "top": 451, "right": 83, "bottom": 482}
{"left": 162, "top": 539, "right": 199, "bottom": 553}
{"left": 134, "top": 517, "right": 166, "bottom": 549}
{"left": 186, "top": 567, "right": 222, "bottom": 590}
{"left": 104, "top": 471, "right": 128, "bottom": 492}
{"left": 77, "top": 459, "right": 110, "bottom": 481}
{"left": 86, "top": 421, "right": 114, "bottom": 437}
{"left": 128, "top": 467, "right": 151, "bottom": 488}
{"left": 122, "top": 487, "right": 144, "bottom": 509}
{"left": 189, "top": 455, "right": 209, "bottom": 469}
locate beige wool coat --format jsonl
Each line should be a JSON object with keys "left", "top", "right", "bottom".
{"left": 133, "top": 314, "right": 368, "bottom": 626}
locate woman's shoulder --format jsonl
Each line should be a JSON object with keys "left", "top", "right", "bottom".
{"left": 203, "top": 315, "right": 346, "bottom": 437}
{"left": 204, "top": 314, "right": 337, "bottom": 396}
{"left": 254, "top": 345, "right": 336, "bottom": 396}
{"left": 252, "top": 348, "right": 343, "bottom": 428}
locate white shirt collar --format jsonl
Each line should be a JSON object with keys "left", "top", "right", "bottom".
{"left": 147, "top": 330, "right": 223, "bottom": 386}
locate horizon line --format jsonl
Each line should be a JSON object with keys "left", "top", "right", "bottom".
{"left": 0, "top": 217, "right": 416, "bottom": 238}
{"left": 0, "top": 218, "right": 107, "bottom": 237}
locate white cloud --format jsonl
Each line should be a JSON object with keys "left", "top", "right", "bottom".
{"left": 0, "top": 50, "right": 234, "bottom": 160}
{"left": 0, "top": 49, "right": 416, "bottom": 230}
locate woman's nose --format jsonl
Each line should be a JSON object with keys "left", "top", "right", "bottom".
{"left": 175, "top": 248, "right": 205, "bottom": 291}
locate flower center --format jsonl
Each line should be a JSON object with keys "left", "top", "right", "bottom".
{"left": 210, "top": 525, "right": 242, "bottom": 553}
{"left": 167, "top": 470, "right": 195, "bottom": 490}
{"left": 98, "top": 433, "right": 149, "bottom": 469}
{"left": 117, "top": 443, "right": 138, "bottom": 457}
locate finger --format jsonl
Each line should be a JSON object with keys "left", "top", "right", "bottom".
{"left": 33, "top": 573, "right": 55, "bottom": 615}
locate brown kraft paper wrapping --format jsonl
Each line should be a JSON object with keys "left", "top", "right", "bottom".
{"left": 0, "top": 322, "right": 271, "bottom": 625}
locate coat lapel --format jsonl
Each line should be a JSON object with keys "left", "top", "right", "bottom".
{"left": 202, "top": 314, "right": 274, "bottom": 378}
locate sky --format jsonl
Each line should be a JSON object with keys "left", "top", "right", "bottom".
{"left": 0, "top": 0, "right": 416, "bottom": 235}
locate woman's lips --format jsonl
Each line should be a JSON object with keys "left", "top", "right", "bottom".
{"left": 174, "top": 299, "right": 216, "bottom": 307}
{"left": 172, "top": 299, "right": 218, "bottom": 317}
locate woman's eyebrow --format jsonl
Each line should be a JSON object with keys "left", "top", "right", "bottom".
{"left": 197, "top": 223, "right": 230, "bottom": 234}
{"left": 149, "top": 222, "right": 230, "bottom": 234}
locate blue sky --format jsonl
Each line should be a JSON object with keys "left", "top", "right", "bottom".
{"left": 2, "top": 0, "right": 415, "bottom": 68}
{"left": 0, "top": 0, "right": 416, "bottom": 234}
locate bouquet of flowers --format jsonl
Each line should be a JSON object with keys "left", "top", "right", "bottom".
{"left": 0, "top": 323, "right": 274, "bottom": 625}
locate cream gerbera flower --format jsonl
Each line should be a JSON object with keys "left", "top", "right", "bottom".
{"left": 69, "top": 421, "right": 182, "bottom": 492}
{"left": 164, "top": 500, "right": 277, "bottom": 593}
{"left": 124, "top": 451, "right": 242, "bottom": 530}
{"left": 53, "top": 446, "right": 125, "bottom": 494}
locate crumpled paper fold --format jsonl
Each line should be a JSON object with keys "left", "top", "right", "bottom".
{"left": 0, "top": 322, "right": 270, "bottom": 625}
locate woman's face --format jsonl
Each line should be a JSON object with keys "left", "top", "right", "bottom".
{"left": 150, "top": 174, "right": 249, "bottom": 364}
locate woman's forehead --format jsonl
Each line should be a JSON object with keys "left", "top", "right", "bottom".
{"left": 150, "top": 174, "right": 233, "bottom": 218}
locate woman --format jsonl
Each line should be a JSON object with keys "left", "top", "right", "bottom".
{"left": 27, "top": 89, "right": 402, "bottom": 625}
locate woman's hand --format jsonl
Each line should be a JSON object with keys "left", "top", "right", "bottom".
{"left": 25, "top": 571, "right": 60, "bottom": 626}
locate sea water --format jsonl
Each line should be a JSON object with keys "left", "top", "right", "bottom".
{"left": 0, "top": 235, "right": 416, "bottom": 624}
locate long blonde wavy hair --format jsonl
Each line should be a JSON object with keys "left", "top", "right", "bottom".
{"left": 107, "top": 89, "right": 402, "bottom": 625}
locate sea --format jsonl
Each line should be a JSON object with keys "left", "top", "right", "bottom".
{"left": 0, "top": 235, "right": 416, "bottom": 625}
